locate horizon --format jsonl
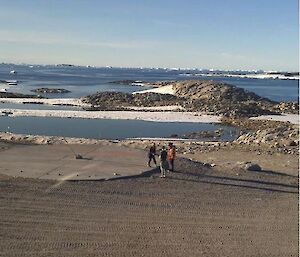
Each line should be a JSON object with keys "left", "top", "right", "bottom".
{"left": 0, "top": 0, "right": 299, "bottom": 71}
{"left": 1, "top": 62, "right": 298, "bottom": 73}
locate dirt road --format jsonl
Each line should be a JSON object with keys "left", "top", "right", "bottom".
{"left": 0, "top": 158, "right": 298, "bottom": 257}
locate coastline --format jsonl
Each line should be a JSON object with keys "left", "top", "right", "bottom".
{"left": 0, "top": 107, "right": 298, "bottom": 124}
{"left": 250, "top": 114, "right": 299, "bottom": 124}
{"left": 0, "top": 108, "right": 222, "bottom": 123}
{"left": 0, "top": 97, "right": 90, "bottom": 107}
{"left": 182, "top": 73, "right": 300, "bottom": 80}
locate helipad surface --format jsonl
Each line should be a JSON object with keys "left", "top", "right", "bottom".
{"left": 0, "top": 144, "right": 154, "bottom": 180}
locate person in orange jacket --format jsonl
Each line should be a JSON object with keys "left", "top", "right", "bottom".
{"left": 167, "top": 142, "right": 176, "bottom": 172}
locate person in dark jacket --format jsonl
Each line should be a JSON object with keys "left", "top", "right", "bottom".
{"left": 159, "top": 146, "right": 168, "bottom": 178}
{"left": 147, "top": 143, "right": 157, "bottom": 167}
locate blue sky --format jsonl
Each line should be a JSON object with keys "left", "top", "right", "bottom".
{"left": 0, "top": 0, "right": 298, "bottom": 70}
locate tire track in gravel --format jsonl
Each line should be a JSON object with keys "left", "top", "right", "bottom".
{"left": 0, "top": 171, "right": 298, "bottom": 257}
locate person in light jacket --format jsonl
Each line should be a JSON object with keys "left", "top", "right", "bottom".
{"left": 167, "top": 143, "right": 176, "bottom": 172}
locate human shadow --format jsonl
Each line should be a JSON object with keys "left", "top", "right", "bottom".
{"left": 170, "top": 169, "right": 298, "bottom": 194}
{"left": 249, "top": 169, "right": 298, "bottom": 178}
{"left": 170, "top": 176, "right": 298, "bottom": 194}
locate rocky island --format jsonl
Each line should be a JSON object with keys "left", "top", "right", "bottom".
{"left": 0, "top": 92, "right": 44, "bottom": 98}
{"left": 31, "top": 88, "right": 71, "bottom": 94}
{"left": 83, "top": 80, "right": 298, "bottom": 117}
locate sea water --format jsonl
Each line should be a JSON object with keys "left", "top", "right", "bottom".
{"left": 0, "top": 116, "right": 238, "bottom": 141}
{"left": 0, "top": 64, "right": 298, "bottom": 101}
{"left": 0, "top": 64, "right": 298, "bottom": 139}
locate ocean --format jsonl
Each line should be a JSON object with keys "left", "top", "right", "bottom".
{"left": 0, "top": 64, "right": 298, "bottom": 140}
{"left": 0, "top": 64, "right": 298, "bottom": 102}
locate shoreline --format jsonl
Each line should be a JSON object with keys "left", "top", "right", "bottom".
{"left": 182, "top": 73, "right": 300, "bottom": 80}
{"left": 250, "top": 113, "right": 299, "bottom": 124}
{"left": 0, "top": 108, "right": 222, "bottom": 123}
{"left": 0, "top": 107, "right": 298, "bottom": 124}
{"left": 0, "top": 97, "right": 90, "bottom": 107}
{"left": 0, "top": 131, "right": 223, "bottom": 145}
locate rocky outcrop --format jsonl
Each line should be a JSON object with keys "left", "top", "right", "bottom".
{"left": 183, "top": 129, "right": 224, "bottom": 139}
{"left": 83, "top": 80, "right": 297, "bottom": 118}
{"left": 82, "top": 92, "right": 181, "bottom": 110}
{"left": 31, "top": 88, "right": 71, "bottom": 93}
{"left": 82, "top": 92, "right": 133, "bottom": 110}
{"left": 108, "top": 80, "right": 145, "bottom": 85}
{"left": 132, "top": 93, "right": 180, "bottom": 107}
{"left": 0, "top": 92, "right": 44, "bottom": 98}
{"left": 147, "top": 80, "right": 298, "bottom": 117}
{"left": 235, "top": 122, "right": 299, "bottom": 148}
{"left": 273, "top": 102, "right": 299, "bottom": 114}
{"left": 170, "top": 80, "right": 278, "bottom": 117}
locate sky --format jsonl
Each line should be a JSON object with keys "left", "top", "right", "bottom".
{"left": 0, "top": 0, "right": 298, "bottom": 71}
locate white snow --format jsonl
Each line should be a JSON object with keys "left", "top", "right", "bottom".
{"left": 250, "top": 114, "right": 299, "bottom": 124}
{"left": 132, "top": 85, "right": 175, "bottom": 95}
{"left": 0, "top": 108, "right": 221, "bottom": 123}
{"left": 0, "top": 98, "right": 90, "bottom": 107}
{"left": 187, "top": 73, "right": 299, "bottom": 80}
{"left": 125, "top": 105, "right": 184, "bottom": 111}
{"left": 0, "top": 83, "right": 9, "bottom": 92}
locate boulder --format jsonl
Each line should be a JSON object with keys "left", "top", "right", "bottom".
{"left": 245, "top": 162, "right": 262, "bottom": 171}
{"left": 236, "top": 161, "right": 262, "bottom": 171}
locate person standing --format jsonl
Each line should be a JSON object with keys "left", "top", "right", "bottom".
{"left": 167, "top": 143, "right": 176, "bottom": 172}
{"left": 159, "top": 146, "right": 168, "bottom": 178}
{"left": 147, "top": 143, "right": 157, "bottom": 167}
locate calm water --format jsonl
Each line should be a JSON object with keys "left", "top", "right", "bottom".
{"left": 0, "top": 116, "right": 238, "bottom": 141}
{"left": 0, "top": 64, "right": 297, "bottom": 139}
{"left": 0, "top": 64, "right": 298, "bottom": 102}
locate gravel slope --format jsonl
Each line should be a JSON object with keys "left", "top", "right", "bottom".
{"left": 0, "top": 164, "right": 298, "bottom": 257}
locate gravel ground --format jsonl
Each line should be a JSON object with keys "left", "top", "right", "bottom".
{"left": 0, "top": 158, "right": 298, "bottom": 257}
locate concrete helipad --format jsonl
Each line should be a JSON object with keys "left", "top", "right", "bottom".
{"left": 0, "top": 144, "right": 154, "bottom": 180}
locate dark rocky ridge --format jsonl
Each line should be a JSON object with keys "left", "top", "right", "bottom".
{"left": 222, "top": 118, "right": 299, "bottom": 153}
{"left": 31, "top": 88, "right": 71, "bottom": 93}
{"left": 0, "top": 92, "right": 44, "bottom": 98}
{"left": 82, "top": 80, "right": 298, "bottom": 117}
{"left": 183, "top": 129, "right": 225, "bottom": 139}
{"left": 82, "top": 92, "right": 181, "bottom": 110}
{"left": 171, "top": 80, "right": 278, "bottom": 117}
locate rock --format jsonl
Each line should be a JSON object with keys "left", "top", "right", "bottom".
{"left": 274, "top": 102, "right": 299, "bottom": 114}
{"left": 245, "top": 162, "right": 262, "bottom": 171}
{"left": 132, "top": 92, "right": 180, "bottom": 107}
{"left": 283, "top": 140, "right": 298, "bottom": 147}
{"left": 171, "top": 80, "right": 278, "bottom": 117}
{"left": 83, "top": 80, "right": 284, "bottom": 118}
{"left": 183, "top": 130, "right": 223, "bottom": 139}
{"left": 237, "top": 161, "right": 262, "bottom": 171}
{"left": 233, "top": 120, "right": 299, "bottom": 155}
{"left": 108, "top": 80, "right": 144, "bottom": 85}
{"left": 83, "top": 91, "right": 181, "bottom": 110}
{"left": 0, "top": 92, "right": 44, "bottom": 99}
{"left": 31, "top": 88, "right": 71, "bottom": 94}
{"left": 82, "top": 92, "right": 133, "bottom": 110}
